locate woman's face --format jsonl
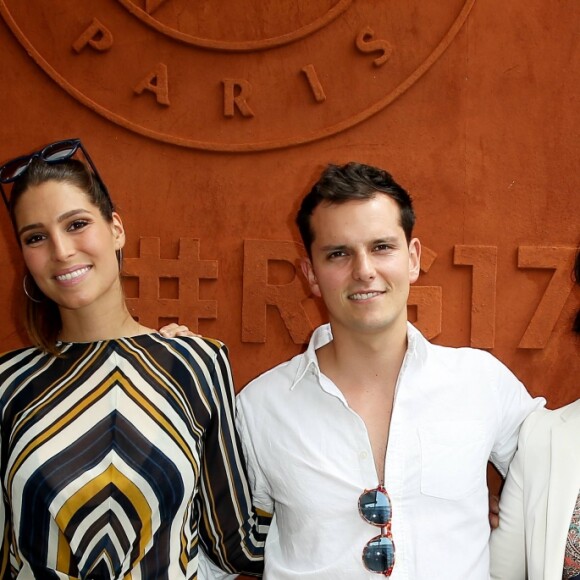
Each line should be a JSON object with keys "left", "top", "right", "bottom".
{"left": 14, "top": 179, "right": 125, "bottom": 314}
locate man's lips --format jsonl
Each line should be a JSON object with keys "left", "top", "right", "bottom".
{"left": 348, "top": 290, "right": 385, "bottom": 301}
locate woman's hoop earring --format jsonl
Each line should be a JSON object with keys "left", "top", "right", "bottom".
{"left": 116, "top": 248, "right": 123, "bottom": 273}
{"left": 23, "top": 274, "right": 43, "bottom": 303}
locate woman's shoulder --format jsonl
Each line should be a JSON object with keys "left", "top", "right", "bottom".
{"left": 0, "top": 345, "right": 47, "bottom": 401}
{"left": 558, "top": 398, "right": 580, "bottom": 416}
{"left": 140, "top": 333, "right": 228, "bottom": 364}
{"left": 0, "top": 345, "right": 44, "bottom": 367}
{"left": 150, "top": 332, "right": 225, "bottom": 350}
{"left": 140, "top": 335, "right": 233, "bottom": 397}
{"left": 520, "top": 399, "right": 580, "bottom": 442}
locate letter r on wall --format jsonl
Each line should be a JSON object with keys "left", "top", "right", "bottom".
{"left": 242, "top": 240, "right": 311, "bottom": 343}
{"left": 223, "top": 79, "right": 255, "bottom": 118}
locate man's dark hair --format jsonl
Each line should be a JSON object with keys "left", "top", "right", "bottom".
{"left": 296, "top": 162, "right": 415, "bottom": 257}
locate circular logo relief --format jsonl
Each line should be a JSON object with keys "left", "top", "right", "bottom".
{"left": 0, "top": 0, "right": 476, "bottom": 151}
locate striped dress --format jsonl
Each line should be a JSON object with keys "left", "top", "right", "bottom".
{"left": 0, "top": 334, "right": 267, "bottom": 579}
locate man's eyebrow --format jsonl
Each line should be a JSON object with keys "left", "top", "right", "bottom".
{"left": 319, "top": 244, "right": 348, "bottom": 252}
{"left": 372, "top": 236, "right": 400, "bottom": 244}
{"left": 319, "top": 236, "right": 400, "bottom": 251}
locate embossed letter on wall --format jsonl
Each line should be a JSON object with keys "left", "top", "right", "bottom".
{"left": 0, "top": 0, "right": 477, "bottom": 151}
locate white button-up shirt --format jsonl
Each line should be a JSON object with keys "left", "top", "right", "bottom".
{"left": 236, "top": 323, "right": 545, "bottom": 579}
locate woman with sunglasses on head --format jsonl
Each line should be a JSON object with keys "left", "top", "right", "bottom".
{"left": 0, "top": 139, "right": 268, "bottom": 579}
{"left": 490, "top": 250, "right": 580, "bottom": 580}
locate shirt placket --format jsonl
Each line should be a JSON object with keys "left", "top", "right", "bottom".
{"left": 381, "top": 344, "right": 416, "bottom": 580}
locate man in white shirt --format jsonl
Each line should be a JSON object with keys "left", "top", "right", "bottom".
{"left": 224, "top": 162, "right": 542, "bottom": 579}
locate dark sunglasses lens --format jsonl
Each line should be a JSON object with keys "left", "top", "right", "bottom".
{"left": 359, "top": 489, "right": 391, "bottom": 525}
{"left": 0, "top": 157, "right": 31, "bottom": 183}
{"left": 42, "top": 141, "right": 77, "bottom": 162}
{"left": 363, "top": 536, "right": 395, "bottom": 574}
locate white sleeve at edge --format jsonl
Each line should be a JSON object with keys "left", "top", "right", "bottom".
{"left": 235, "top": 394, "right": 274, "bottom": 514}
{"left": 490, "top": 359, "right": 545, "bottom": 476}
{"left": 197, "top": 546, "right": 238, "bottom": 580}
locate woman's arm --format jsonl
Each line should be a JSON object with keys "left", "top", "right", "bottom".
{"left": 489, "top": 444, "right": 526, "bottom": 579}
{"left": 489, "top": 411, "right": 546, "bottom": 579}
{"left": 0, "top": 431, "right": 13, "bottom": 579}
{"left": 197, "top": 343, "right": 270, "bottom": 576}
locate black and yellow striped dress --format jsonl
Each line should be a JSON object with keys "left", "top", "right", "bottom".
{"left": 0, "top": 334, "right": 267, "bottom": 579}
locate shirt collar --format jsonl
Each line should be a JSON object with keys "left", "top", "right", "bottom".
{"left": 406, "top": 322, "right": 427, "bottom": 362}
{"left": 290, "top": 324, "right": 332, "bottom": 390}
{"left": 290, "top": 322, "right": 429, "bottom": 390}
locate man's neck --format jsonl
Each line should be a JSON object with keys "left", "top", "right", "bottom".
{"left": 316, "top": 320, "right": 410, "bottom": 484}
{"left": 317, "top": 321, "right": 409, "bottom": 388}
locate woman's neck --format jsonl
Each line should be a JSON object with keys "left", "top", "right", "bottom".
{"left": 59, "top": 300, "right": 151, "bottom": 343}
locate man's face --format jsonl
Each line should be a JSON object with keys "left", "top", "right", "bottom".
{"left": 301, "top": 195, "right": 420, "bottom": 338}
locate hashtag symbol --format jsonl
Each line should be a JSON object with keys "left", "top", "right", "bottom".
{"left": 123, "top": 237, "right": 218, "bottom": 331}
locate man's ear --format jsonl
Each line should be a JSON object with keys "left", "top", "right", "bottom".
{"left": 300, "top": 257, "right": 322, "bottom": 298}
{"left": 408, "top": 238, "right": 421, "bottom": 284}
{"left": 111, "top": 212, "right": 126, "bottom": 251}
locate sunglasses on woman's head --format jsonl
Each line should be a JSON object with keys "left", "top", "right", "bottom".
{"left": 0, "top": 138, "right": 110, "bottom": 209}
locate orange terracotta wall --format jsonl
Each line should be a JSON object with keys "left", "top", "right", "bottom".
{"left": 0, "top": 1, "right": 578, "bottom": 518}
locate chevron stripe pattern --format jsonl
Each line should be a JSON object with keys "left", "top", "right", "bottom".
{"left": 0, "top": 335, "right": 266, "bottom": 579}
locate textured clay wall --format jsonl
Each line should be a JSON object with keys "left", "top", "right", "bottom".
{"left": 0, "top": 1, "right": 578, "bottom": 521}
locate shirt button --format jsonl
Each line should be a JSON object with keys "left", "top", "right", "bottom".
{"left": 359, "top": 451, "right": 368, "bottom": 459}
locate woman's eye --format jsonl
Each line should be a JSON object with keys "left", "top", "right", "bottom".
{"left": 23, "top": 234, "right": 45, "bottom": 246}
{"left": 68, "top": 220, "right": 89, "bottom": 231}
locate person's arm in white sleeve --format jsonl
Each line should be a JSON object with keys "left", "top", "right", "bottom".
{"left": 489, "top": 411, "right": 545, "bottom": 579}
{"left": 489, "top": 358, "right": 545, "bottom": 476}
